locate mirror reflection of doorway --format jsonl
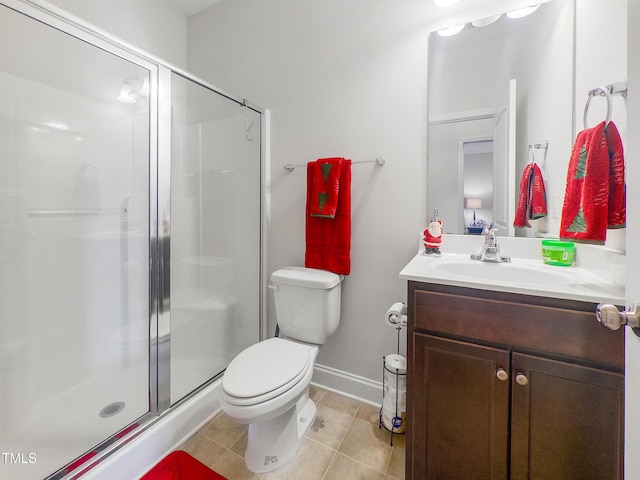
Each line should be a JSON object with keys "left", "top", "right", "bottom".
{"left": 462, "top": 139, "right": 493, "bottom": 234}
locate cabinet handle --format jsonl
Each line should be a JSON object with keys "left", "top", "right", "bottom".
{"left": 496, "top": 368, "right": 509, "bottom": 381}
{"left": 515, "top": 373, "right": 529, "bottom": 386}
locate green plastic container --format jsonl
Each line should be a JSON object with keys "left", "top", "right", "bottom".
{"left": 541, "top": 240, "right": 575, "bottom": 266}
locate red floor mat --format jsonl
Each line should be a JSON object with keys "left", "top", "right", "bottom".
{"left": 140, "top": 451, "right": 227, "bottom": 480}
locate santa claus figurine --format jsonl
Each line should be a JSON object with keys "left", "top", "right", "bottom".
{"left": 423, "top": 209, "right": 443, "bottom": 255}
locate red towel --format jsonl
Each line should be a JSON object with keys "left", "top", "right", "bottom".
{"left": 141, "top": 450, "right": 227, "bottom": 480}
{"left": 605, "top": 122, "right": 626, "bottom": 228}
{"left": 513, "top": 163, "right": 547, "bottom": 228}
{"left": 560, "top": 121, "right": 626, "bottom": 244}
{"left": 305, "top": 158, "right": 351, "bottom": 275}
{"left": 310, "top": 158, "right": 344, "bottom": 218}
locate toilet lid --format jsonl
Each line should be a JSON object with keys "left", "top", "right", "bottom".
{"left": 222, "top": 338, "right": 312, "bottom": 399}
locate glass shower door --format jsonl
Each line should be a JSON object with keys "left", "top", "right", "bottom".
{"left": 169, "top": 73, "right": 261, "bottom": 404}
{"left": 0, "top": 5, "right": 153, "bottom": 479}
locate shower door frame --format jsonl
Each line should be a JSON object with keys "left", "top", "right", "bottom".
{"left": 1, "top": 0, "right": 268, "bottom": 477}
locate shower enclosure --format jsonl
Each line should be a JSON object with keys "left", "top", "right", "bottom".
{"left": 0, "top": 2, "right": 264, "bottom": 479}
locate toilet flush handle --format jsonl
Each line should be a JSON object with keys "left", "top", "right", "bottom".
{"left": 268, "top": 284, "right": 279, "bottom": 291}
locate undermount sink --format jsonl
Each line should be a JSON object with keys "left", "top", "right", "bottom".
{"left": 433, "top": 258, "right": 572, "bottom": 285}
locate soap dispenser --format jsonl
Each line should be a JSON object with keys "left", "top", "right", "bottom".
{"left": 423, "top": 208, "right": 443, "bottom": 255}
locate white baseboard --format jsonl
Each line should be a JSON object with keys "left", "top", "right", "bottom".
{"left": 312, "top": 364, "right": 383, "bottom": 407}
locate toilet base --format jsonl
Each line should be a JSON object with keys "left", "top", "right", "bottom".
{"left": 244, "top": 389, "right": 316, "bottom": 473}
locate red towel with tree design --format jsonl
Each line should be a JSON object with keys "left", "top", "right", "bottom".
{"left": 559, "top": 121, "right": 625, "bottom": 244}
{"left": 513, "top": 163, "right": 547, "bottom": 228}
{"left": 305, "top": 158, "right": 351, "bottom": 274}
{"left": 309, "top": 157, "right": 344, "bottom": 218}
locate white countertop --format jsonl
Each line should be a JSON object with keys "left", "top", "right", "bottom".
{"left": 399, "top": 238, "right": 625, "bottom": 305}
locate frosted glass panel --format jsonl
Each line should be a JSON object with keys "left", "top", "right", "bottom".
{"left": 0, "top": 5, "right": 150, "bottom": 479}
{"left": 170, "top": 74, "right": 261, "bottom": 404}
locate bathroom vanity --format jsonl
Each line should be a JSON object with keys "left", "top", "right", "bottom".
{"left": 400, "top": 241, "right": 625, "bottom": 480}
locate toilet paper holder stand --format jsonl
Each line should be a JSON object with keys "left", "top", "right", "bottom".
{"left": 380, "top": 302, "right": 407, "bottom": 446}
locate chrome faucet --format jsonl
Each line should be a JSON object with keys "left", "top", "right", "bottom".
{"left": 470, "top": 225, "right": 511, "bottom": 263}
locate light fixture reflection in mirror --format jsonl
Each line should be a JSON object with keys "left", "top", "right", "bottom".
{"left": 437, "top": 24, "right": 465, "bottom": 37}
{"left": 471, "top": 15, "right": 501, "bottom": 28}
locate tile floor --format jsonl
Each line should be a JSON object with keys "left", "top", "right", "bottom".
{"left": 179, "top": 385, "right": 405, "bottom": 480}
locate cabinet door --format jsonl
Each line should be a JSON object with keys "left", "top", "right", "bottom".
{"left": 411, "top": 334, "right": 510, "bottom": 480}
{"left": 511, "top": 353, "right": 624, "bottom": 480}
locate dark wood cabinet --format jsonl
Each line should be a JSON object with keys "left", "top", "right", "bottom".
{"left": 510, "top": 353, "right": 624, "bottom": 480}
{"left": 413, "top": 334, "right": 510, "bottom": 480}
{"left": 406, "top": 281, "right": 624, "bottom": 480}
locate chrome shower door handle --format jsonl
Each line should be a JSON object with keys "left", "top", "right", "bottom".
{"left": 595, "top": 304, "right": 640, "bottom": 330}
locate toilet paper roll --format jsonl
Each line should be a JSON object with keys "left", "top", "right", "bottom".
{"left": 385, "top": 302, "right": 407, "bottom": 328}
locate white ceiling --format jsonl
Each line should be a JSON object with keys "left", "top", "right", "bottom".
{"left": 164, "top": 0, "right": 224, "bottom": 16}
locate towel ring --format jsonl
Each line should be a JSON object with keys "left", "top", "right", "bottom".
{"left": 583, "top": 86, "right": 612, "bottom": 129}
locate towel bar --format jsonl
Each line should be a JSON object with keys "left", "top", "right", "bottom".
{"left": 283, "top": 157, "right": 385, "bottom": 172}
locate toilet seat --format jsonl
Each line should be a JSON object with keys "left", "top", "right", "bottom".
{"left": 222, "top": 338, "right": 313, "bottom": 407}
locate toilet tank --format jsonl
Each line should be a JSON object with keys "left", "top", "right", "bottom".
{"left": 271, "top": 267, "right": 342, "bottom": 344}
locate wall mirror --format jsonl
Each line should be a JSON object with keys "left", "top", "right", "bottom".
{"left": 427, "top": 0, "right": 575, "bottom": 236}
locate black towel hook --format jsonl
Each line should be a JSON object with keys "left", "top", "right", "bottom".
{"left": 583, "top": 86, "right": 612, "bottom": 130}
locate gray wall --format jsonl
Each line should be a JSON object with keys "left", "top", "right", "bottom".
{"left": 187, "top": 0, "right": 430, "bottom": 400}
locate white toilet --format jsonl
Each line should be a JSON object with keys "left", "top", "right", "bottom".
{"left": 220, "top": 266, "right": 343, "bottom": 473}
